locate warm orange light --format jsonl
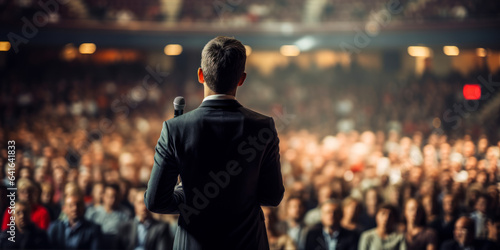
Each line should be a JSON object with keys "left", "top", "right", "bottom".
{"left": 280, "top": 45, "right": 300, "bottom": 57}
{"left": 0, "top": 41, "right": 11, "bottom": 52}
{"left": 164, "top": 44, "right": 183, "bottom": 56}
{"left": 476, "top": 48, "right": 487, "bottom": 57}
{"left": 62, "top": 44, "right": 78, "bottom": 61}
{"left": 443, "top": 46, "right": 459, "bottom": 56}
{"left": 407, "top": 46, "right": 431, "bottom": 57}
{"left": 79, "top": 43, "right": 96, "bottom": 54}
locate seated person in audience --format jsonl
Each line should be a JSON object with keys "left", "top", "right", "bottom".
{"left": 85, "top": 183, "right": 130, "bottom": 248}
{"left": 0, "top": 201, "right": 50, "bottom": 249}
{"left": 277, "top": 196, "right": 307, "bottom": 248}
{"left": 40, "top": 181, "right": 61, "bottom": 221}
{"left": 117, "top": 189, "right": 173, "bottom": 250}
{"left": 305, "top": 185, "right": 334, "bottom": 226}
{"left": 341, "top": 197, "right": 364, "bottom": 234}
{"left": 440, "top": 216, "right": 494, "bottom": 250}
{"left": 358, "top": 204, "right": 407, "bottom": 250}
{"left": 431, "top": 193, "right": 459, "bottom": 247}
{"left": 403, "top": 198, "right": 438, "bottom": 250}
{"left": 358, "top": 188, "right": 381, "bottom": 231}
{"left": 86, "top": 181, "right": 104, "bottom": 212}
{"left": 1, "top": 178, "right": 50, "bottom": 231}
{"left": 303, "top": 200, "right": 358, "bottom": 250}
{"left": 470, "top": 194, "right": 490, "bottom": 239}
{"left": 262, "top": 206, "right": 297, "bottom": 250}
{"left": 48, "top": 193, "right": 102, "bottom": 249}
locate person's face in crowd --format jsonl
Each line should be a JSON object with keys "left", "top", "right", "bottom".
{"left": 476, "top": 172, "right": 487, "bottom": 186}
{"left": 366, "top": 189, "right": 378, "bottom": 208}
{"left": 405, "top": 199, "right": 423, "bottom": 225}
{"left": 43, "top": 146, "right": 53, "bottom": 158}
{"left": 376, "top": 208, "right": 393, "bottom": 232}
{"left": 463, "top": 141, "right": 475, "bottom": 157}
{"left": 128, "top": 187, "right": 138, "bottom": 205}
{"left": 67, "top": 168, "right": 79, "bottom": 183}
{"left": 64, "top": 195, "right": 84, "bottom": 223}
{"left": 421, "top": 196, "right": 434, "bottom": 217}
{"left": 15, "top": 203, "right": 30, "bottom": 231}
{"left": 465, "top": 157, "right": 477, "bottom": 170}
{"left": 19, "top": 168, "right": 31, "bottom": 179}
{"left": 78, "top": 170, "right": 92, "bottom": 192}
{"left": 134, "top": 191, "right": 150, "bottom": 222}
{"left": 104, "top": 169, "right": 120, "bottom": 183}
{"left": 454, "top": 217, "right": 474, "bottom": 246}
{"left": 103, "top": 187, "right": 118, "bottom": 210}
{"left": 321, "top": 202, "right": 341, "bottom": 229}
{"left": 53, "top": 167, "right": 66, "bottom": 187}
{"left": 318, "top": 186, "right": 333, "bottom": 205}
{"left": 18, "top": 187, "right": 34, "bottom": 204}
{"left": 440, "top": 143, "right": 451, "bottom": 157}
{"left": 486, "top": 185, "right": 499, "bottom": 203}
{"left": 409, "top": 167, "right": 423, "bottom": 185}
{"left": 287, "top": 198, "right": 304, "bottom": 221}
{"left": 41, "top": 184, "right": 53, "bottom": 204}
{"left": 443, "top": 195, "right": 456, "bottom": 215}
{"left": 92, "top": 183, "right": 104, "bottom": 205}
{"left": 486, "top": 147, "right": 499, "bottom": 162}
{"left": 475, "top": 197, "right": 488, "bottom": 214}
{"left": 478, "top": 138, "right": 488, "bottom": 153}
{"left": 34, "top": 165, "right": 47, "bottom": 183}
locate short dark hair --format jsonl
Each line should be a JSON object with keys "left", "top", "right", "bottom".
{"left": 201, "top": 36, "right": 246, "bottom": 94}
{"left": 378, "top": 203, "right": 399, "bottom": 222}
{"left": 104, "top": 183, "right": 120, "bottom": 195}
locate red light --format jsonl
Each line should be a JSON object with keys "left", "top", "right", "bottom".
{"left": 463, "top": 84, "right": 481, "bottom": 100}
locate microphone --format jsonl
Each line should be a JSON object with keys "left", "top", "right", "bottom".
{"left": 173, "top": 96, "right": 185, "bottom": 118}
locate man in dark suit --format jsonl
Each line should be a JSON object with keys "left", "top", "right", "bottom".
{"left": 117, "top": 189, "right": 173, "bottom": 250}
{"left": 303, "top": 200, "right": 358, "bottom": 250}
{"left": 48, "top": 194, "right": 101, "bottom": 249}
{"left": 0, "top": 201, "right": 50, "bottom": 249}
{"left": 440, "top": 216, "right": 494, "bottom": 250}
{"left": 144, "top": 36, "right": 285, "bottom": 250}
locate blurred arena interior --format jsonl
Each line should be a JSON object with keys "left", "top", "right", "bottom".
{"left": 1, "top": 0, "right": 500, "bottom": 249}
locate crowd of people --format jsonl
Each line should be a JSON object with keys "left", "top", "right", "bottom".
{"left": 1, "top": 0, "right": 499, "bottom": 24}
{"left": 0, "top": 53, "right": 499, "bottom": 249}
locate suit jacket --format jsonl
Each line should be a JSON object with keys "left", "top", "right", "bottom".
{"left": 47, "top": 218, "right": 101, "bottom": 250}
{"left": 144, "top": 99, "right": 285, "bottom": 250}
{"left": 303, "top": 224, "right": 358, "bottom": 250}
{"left": 117, "top": 218, "right": 173, "bottom": 250}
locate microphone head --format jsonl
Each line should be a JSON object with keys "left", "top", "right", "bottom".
{"left": 173, "top": 96, "right": 185, "bottom": 110}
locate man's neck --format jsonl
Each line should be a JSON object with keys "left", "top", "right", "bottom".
{"left": 204, "top": 86, "right": 236, "bottom": 98}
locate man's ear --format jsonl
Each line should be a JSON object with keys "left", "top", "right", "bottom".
{"left": 198, "top": 68, "right": 204, "bottom": 84}
{"left": 237, "top": 72, "right": 247, "bottom": 87}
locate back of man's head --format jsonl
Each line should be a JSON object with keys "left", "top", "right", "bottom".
{"left": 201, "top": 36, "right": 246, "bottom": 94}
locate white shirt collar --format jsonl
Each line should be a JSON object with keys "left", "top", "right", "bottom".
{"left": 203, "top": 94, "right": 236, "bottom": 102}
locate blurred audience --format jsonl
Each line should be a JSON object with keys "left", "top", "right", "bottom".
{"left": 0, "top": 51, "right": 499, "bottom": 250}
{"left": 0, "top": 201, "right": 50, "bottom": 249}
{"left": 117, "top": 189, "right": 173, "bottom": 250}
{"left": 48, "top": 193, "right": 102, "bottom": 249}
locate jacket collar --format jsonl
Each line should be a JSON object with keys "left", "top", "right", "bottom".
{"left": 199, "top": 99, "right": 242, "bottom": 108}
